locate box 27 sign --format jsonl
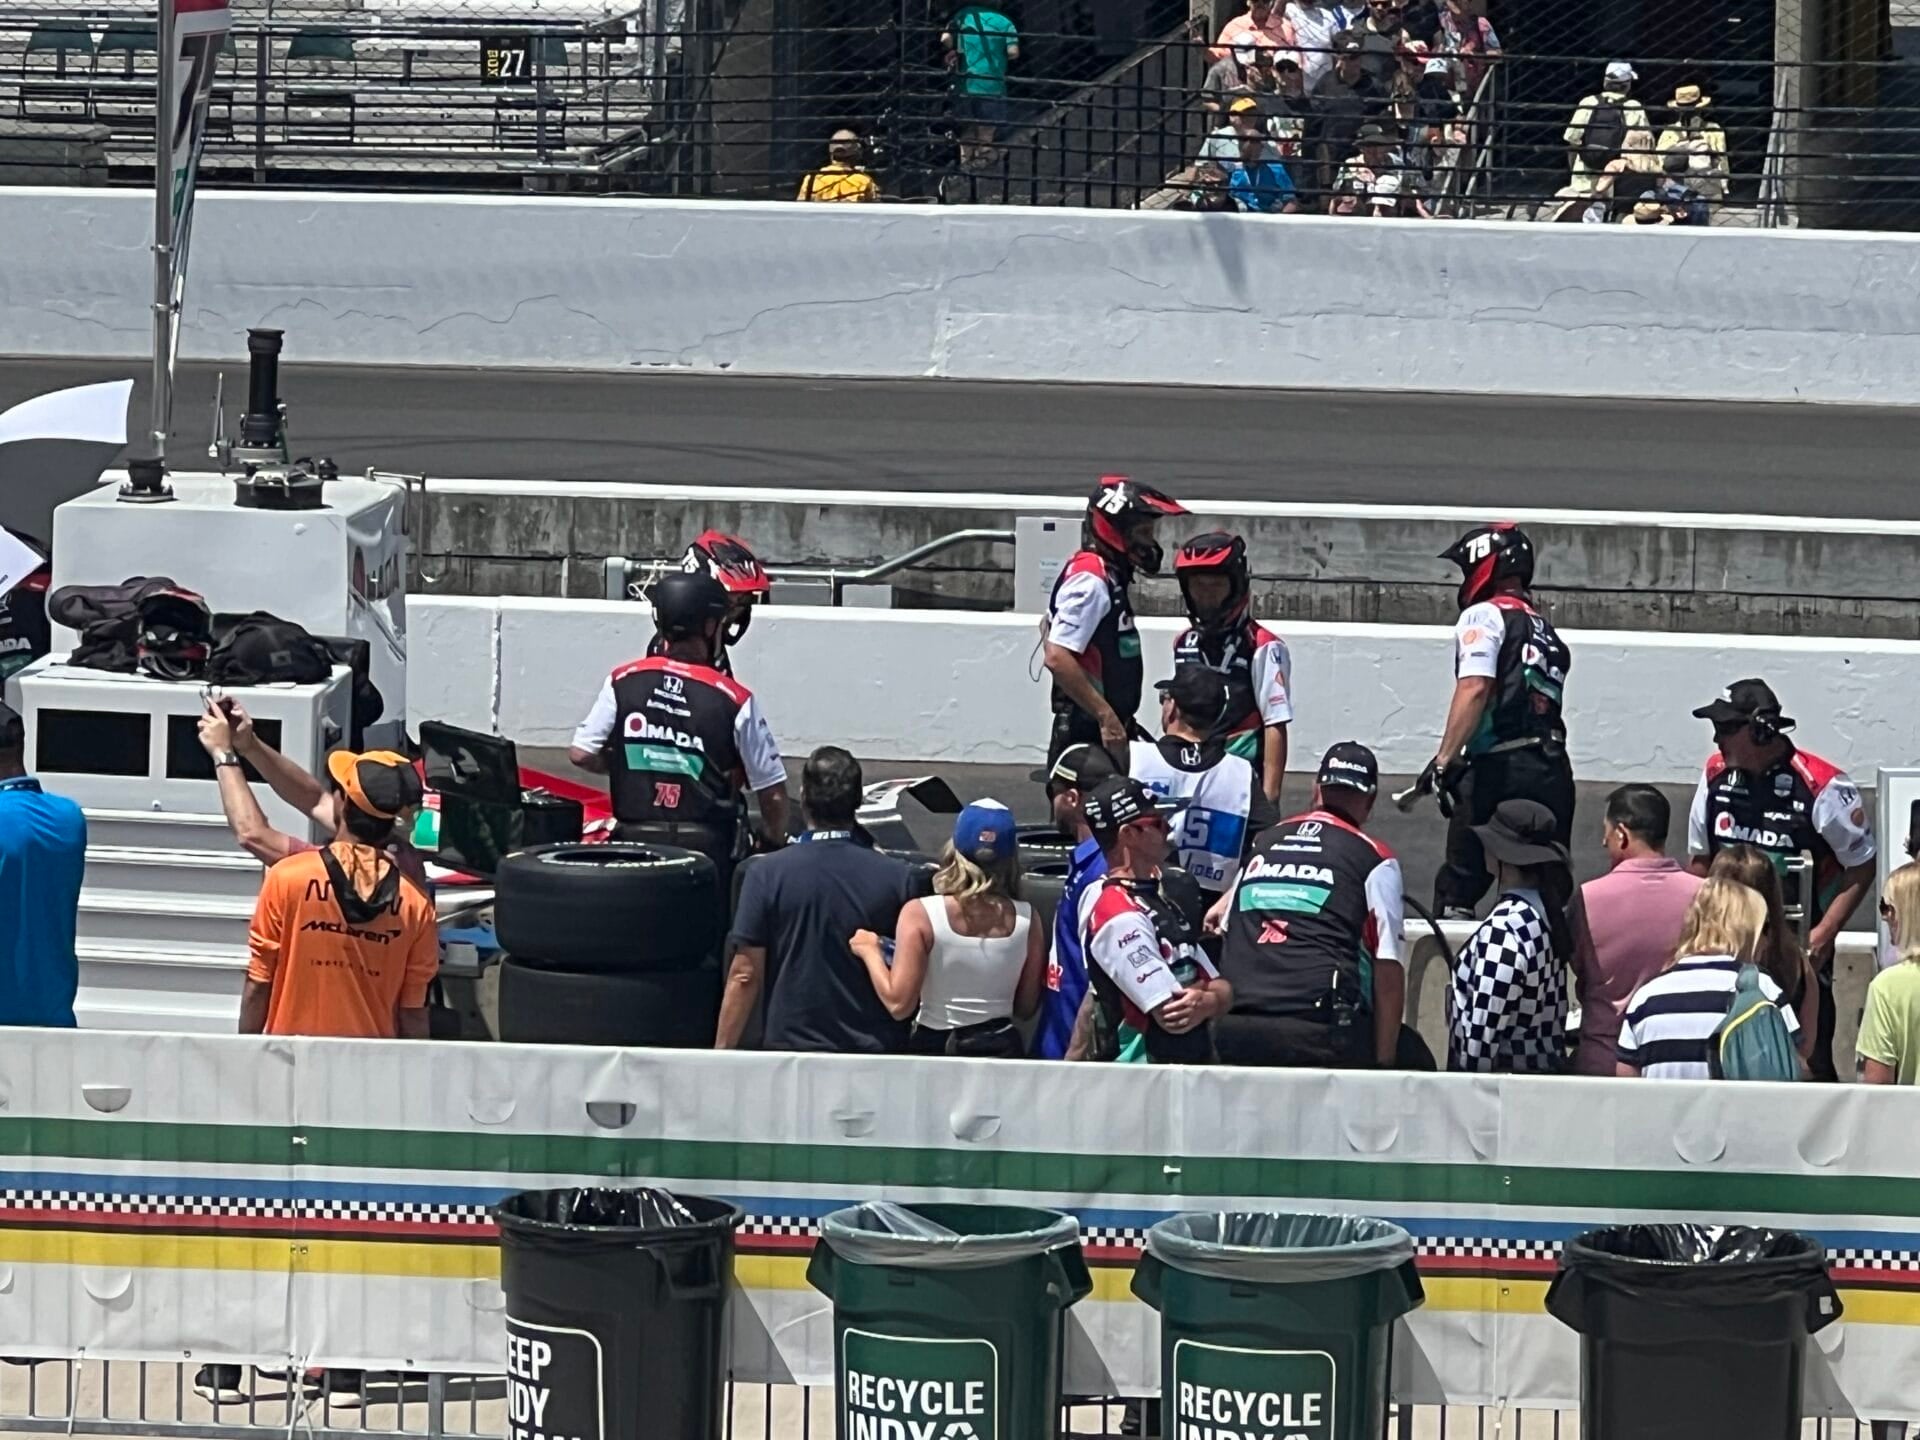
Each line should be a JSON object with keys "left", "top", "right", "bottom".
{"left": 1171, "top": 1342, "right": 1335, "bottom": 1440}
{"left": 506, "top": 1318, "right": 603, "bottom": 1440}
{"left": 841, "top": 1330, "right": 997, "bottom": 1440}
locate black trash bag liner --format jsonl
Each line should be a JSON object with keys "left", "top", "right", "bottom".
{"left": 1146, "top": 1211, "right": 1415, "bottom": 1284}
{"left": 1547, "top": 1224, "right": 1842, "bottom": 1335}
{"left": 494, "top": 1187, "right": 739, "bottom": 1240}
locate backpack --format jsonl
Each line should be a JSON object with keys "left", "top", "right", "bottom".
{"left": 1708, "top": 964, "right": 1799, "bottom": 1081}
{"left": 1578, "top": 98, "right": 1628, "bottom": 170}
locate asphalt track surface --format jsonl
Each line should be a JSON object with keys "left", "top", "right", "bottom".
{"left": 6, "top": 357, "right": 1920, "bottom": 516}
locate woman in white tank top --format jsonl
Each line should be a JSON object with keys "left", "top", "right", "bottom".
{"left": 851, "top": 800, "right": 1046, "bottom": 1057}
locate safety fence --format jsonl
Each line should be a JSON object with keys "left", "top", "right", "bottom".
{"left": 0, "top": 1363, "right": 1904, "bottom": 1438}
{"left": 0, "top": 1028, "right": 1915, "bottom": 1424}
{"left": 0, "top": 3, "right": 1916, "bottom": 226}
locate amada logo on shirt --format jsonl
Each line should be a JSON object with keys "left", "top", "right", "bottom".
{"left": 1713, "top": 811, "right": 1793, "bottom": 849}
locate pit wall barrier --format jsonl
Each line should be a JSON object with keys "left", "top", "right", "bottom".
{"left": 409, "top": 596, "right": 1920, "bottom": 784}
{"left": 0, "top": 1028, "right": 1913, "bottom": 1418}
{"left": 12, "top": 188, "right": 1920, "bottom": 404}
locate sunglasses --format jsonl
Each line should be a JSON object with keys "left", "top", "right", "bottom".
{"left": 1712, "top": 721, "right": 1747, "bottom": 739}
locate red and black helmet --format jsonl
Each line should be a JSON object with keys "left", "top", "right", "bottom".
{"left": 681, "top": 530, "right": 770, "bottom": 644}
{"left": 1441, "top": 523, "right": 1534, "bottom": 609}
{"left": 1086, "top": 475, "right": 1188, "bottom": 574}
{"left": 1174, "top": 531, "right": 1251, "bottom": 632}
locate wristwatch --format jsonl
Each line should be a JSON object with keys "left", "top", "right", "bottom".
{"left": 212, "top": 750, "right": 241, "bottom": 769}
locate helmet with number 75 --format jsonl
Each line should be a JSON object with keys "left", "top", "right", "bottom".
{"left": 1085, "top": 476, "right": 1188, "bottom": 575}
{"left": 1441, "top": 523, "right": 1534, "bottom": 610}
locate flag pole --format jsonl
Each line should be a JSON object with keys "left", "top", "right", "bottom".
{"left": 149, "top": 0, "right": 177, "bottom": 465}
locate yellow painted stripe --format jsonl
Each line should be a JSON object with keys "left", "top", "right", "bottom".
{"left": 0, "top": 1231, "right": 498, "bottom": 1281}
{"left": 8, "top": 1236, "right": 1920, "bottom": 1330}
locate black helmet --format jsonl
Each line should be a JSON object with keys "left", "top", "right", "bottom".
{"left": 1086, "top": 475, "right": 1188, "bottom": 575}
{"left": 648, "top": 571, "right": 731, "bottom": 641}
{"left": 680, "top": 530, "right": 770, "bottom": 646}
{"left": 1441, "top": 523, "right": 1534, "bottom": 609}
{"left": 1174, "top": 531, "right": 1251, "bottom": 632}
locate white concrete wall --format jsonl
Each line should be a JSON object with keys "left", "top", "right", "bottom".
{"left": 411, "top": 596, "right": 1920, "bottom": 783}
{"left": 12, "top": 188, "right": 1920, "bottom": 404}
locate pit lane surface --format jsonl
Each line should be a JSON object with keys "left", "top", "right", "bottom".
{"left": 4, "top": 358, "right": 1916, "bottom": 517}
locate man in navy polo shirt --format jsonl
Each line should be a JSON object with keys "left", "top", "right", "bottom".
{"left": 0, "top": 702, "right": 84, "bottom": 1027}
{"left": 1032, "top": 743, "right": 1119, "bottom": 1058}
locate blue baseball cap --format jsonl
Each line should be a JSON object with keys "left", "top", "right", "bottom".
{"left": 954, "top": 799, "right": 1018, "bottom": 863}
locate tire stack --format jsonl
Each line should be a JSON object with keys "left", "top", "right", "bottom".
{"left": 494, "top": 843, "right": 724, "bottom": 1048}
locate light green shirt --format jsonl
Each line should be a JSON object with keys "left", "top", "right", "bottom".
{"left": 1858, "top": 961, "right": 1920, "bottom": 1083}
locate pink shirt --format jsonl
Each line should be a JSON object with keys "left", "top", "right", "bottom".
{"left": 1569, "top": 856, "right": 1704, "bottom": 1075}
{"left": 1212, "top": 12, "right": 1299, "bottom": 62}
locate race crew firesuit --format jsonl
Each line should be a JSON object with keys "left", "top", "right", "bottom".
{"left": 1076, "top": 868, "right": 1216, "bottom": 1063}
{"left": 1172, "top": 619, "right": 1293, "bottom": 786}
{"left": 1219, "top": 810, "right": 1404, "bottom": 1065}
{"left": 1046, "top": 551, "right": 1143, "bottom": 759}
{"left": 1435, "top": 594, "right": 1575, "bottom": 912}
{"left": 570, "top": 656, "right": 784, "bottom": 856}
{"left": 1687, "top": 747, "right": 1874, "bottom": 911}
{"left": 1687, "top": 744, "right": 1873, "bottom": 1083}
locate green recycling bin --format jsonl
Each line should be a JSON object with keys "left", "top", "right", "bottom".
{"left": 807, "top": 1201, "right": 1092, "bottom": 1440}
{"left": 1132, "top": 1212, "right": 1424, "bottom": 1440}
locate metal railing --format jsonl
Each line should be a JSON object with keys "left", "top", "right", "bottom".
{"left": 0, "top": 1362, "right": 1904, "bottom": 1440}
{"left": 600, "top": 530, "right": 1015, "bottom": 605}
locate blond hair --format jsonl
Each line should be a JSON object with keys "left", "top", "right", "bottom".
{"left": 932, "top": 842, "right": 1022, "bottom": 903}
{"left": 1671, "top": 877, "right": 1767, "bottom": 967}
{"left": 1885, "top": 863, "right": 1920, "bottom": 966}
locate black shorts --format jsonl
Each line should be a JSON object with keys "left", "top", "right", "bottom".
{"left": 955, "top": 92, "right": 1010, "bottom": 131}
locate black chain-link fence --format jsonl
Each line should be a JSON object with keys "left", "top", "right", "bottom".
{"left": 0, "top": 0, "right": 1914, "bottom": 226}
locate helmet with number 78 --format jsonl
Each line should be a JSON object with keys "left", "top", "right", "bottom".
{"left": 1085, "top": 476, "right": 1188, "bottom": 575}
{"left": 1441, "top": 523, "right": 1534, "bottom": 610}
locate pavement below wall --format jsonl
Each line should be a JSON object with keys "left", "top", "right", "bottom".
{"left": 5, "top": 358, "right": 1920, "bottom": 516}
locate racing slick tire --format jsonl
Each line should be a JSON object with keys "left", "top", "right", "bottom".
{"left": 495, "top": 843, "right": 719, "bottom": 973}
{"left": 496, "top": 954, "right": 721, "bottom": 1048}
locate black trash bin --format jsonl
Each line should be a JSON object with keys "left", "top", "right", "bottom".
{"left": 1546, "top": 1224, "right": 1842, "bottom": 1440}
{"left": 495, "top": 1188, "right": 743, "bottom": 1440}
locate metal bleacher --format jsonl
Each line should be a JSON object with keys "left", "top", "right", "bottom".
{"left": 0, "top": 0, "right": 681, "bottom": 190}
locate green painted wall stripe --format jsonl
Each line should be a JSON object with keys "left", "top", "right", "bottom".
{"left": 0, "top": 1119, "right": 1916, "bottom": 1219}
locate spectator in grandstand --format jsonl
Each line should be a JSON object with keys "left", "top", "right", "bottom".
{"left": 1330, "top": 121, "right": 1432, "bottom": 215}
{"left": 1230, "top": 112, "right": 1303, "bottom": 211}
{"left": 717, "top": 747, "right": 919, "bottom": 1052}
{"left": 1861, "top": 864, "right": 1920, "bottom": 1084}
{"left": 1567, "top": 784, "right": 1704, "bottom": 1076}
{"left": 1542, "top": 156, "right": 1632, "bottom": 222}
{"left": 850, "top": 801, "right": 1044, "bottom": 1057}
{"left": 198, "top": 694, "right": 428, "bottom": 885}
{"left": 1436, "top": 0, "right": 1500, "bottom": 96}
{"left": 1617, "top": 877, "right": 1801, "bottom": 1079}
{"left": 1203, "top": 47, "right": 1315, "bottom": 170}
{"left": 0, "top": 700, "right": 83, "bottom": 1031}
{"left": 1405, "top": 54, "right": 1461, "bottom": 182}
{"left": 797, "top": 129, "right": 879, "bottom": 202}
{"left": 1363, "top": 171, "right": 1411, "bottom": 215}
{"left": 1618, "top": 192, "right": 1677, "bottom": 226}
{"left": 1446, "top": 799, "right": 1572, "bottom": 1073}
{"left": 1655, "top": 151, "right": 1710, "bottom": 225}
{"left": 1347, "top": 0, "right": 1409, "bottom": 86}
{"left": 1212, "top": 0, "right": 1297, "bottom": 63}
{"left": 1199, "top": 95, "right": 1284, "bottom": 171}
{"left": 1709, "top": 843, "right": 1819, "bottom": 1062}
{"left": 1174, "top": 160, "right": 1241, "bottom": 210}
{"left": 1285, "top": 0, "right": 1353, "bottom": 86}
{"left": 1655, "top": 85, "right": 1729, "bottom": 210}
{"left": 1564, "top": 61, "right": 1655, "bottom": 193}
{"left": 1311, "top": 37, "right": 1386, "bottom": 190}
{"left": 944, "top": 3, "right": 1019, "bottom": 170}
